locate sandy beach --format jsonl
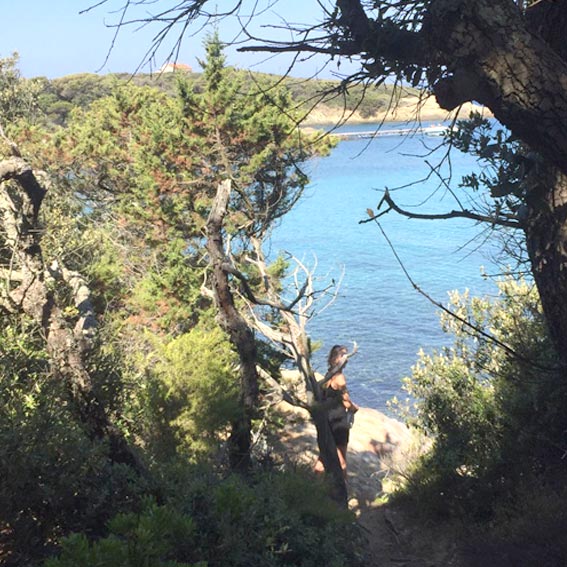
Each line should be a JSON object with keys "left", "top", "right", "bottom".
{"left": 303, "top": 94, "right": 490, "bottom": 126}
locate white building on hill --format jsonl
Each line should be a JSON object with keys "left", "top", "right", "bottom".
{"left": 160, "top": 62, "right": 192, "bottom": 73}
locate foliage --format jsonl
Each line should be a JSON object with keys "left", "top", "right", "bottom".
{"left": 44, "top": 501, "right": 198, "bottom": 567}
{"left": 394, "top": 277, "right": 564, "bottom": 519}
{"left": 0, "top": 38, "right": 352, "bottom": 566}
{"left": 144, "top": 325, "right": 240, "bottom": 461}
{"left": 175, "top": 30, "right": 333, "bottom": 239}
{"left": 450, "top": 112, "right": 531, "bottom": 234}
{"left": 452, "top": 113, "right": 525, "bottom": 201}
{"left": 0, "top": 316, "right": 148, "bottom": 556}
{"left": 44, "top": 471, "right": 359, "bottom": 567}
{"left": 33, "top": 65, "right": 412, "bottom": 129}
{"left": 36, "top": 73, "right": 113, "bottom": 126}
{"left": 462, "top": 482, "right": 567, "bottom": 566}
{"left": 0, "top": 53, "right": 44, "bottom": 127}
{"left": 56, "top": 32, "right": 328, "bottom": 324}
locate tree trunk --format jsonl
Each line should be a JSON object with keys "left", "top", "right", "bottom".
{"left": 427, "top": 0, "right": 567, "bottom": 178}
{"left": 295, "top": 336, "right": 348, "bottom": 507}
{"left": 205, "top": 180, "right": 260, "bottom": 471}
{"left": 524, "top": 165, "right": 567, "bottom": 370}
{"left": 311, "top": 407, "right": 349, "bottom": 506}
{"left": 426, "top": 0, "right": 567, "bottom": 371}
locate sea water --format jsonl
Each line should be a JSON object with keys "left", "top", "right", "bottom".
{"left": 270, "top": 122, "right": 503, "bottom": 412}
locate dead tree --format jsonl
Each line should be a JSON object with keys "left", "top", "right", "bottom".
{"left": 0, "top": 146, "right": 144, "bottom": 473}
{"left": 241, "top": 238, "right": 356, "bottom": 506}
{"left": 204, "top": 177, "right": 353, "bottom": 504}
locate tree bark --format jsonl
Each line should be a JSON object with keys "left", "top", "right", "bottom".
{"left": 524, "top": 164, "right": 567, "bottom": 369}
{"left": 205, "top": 180, "right": 260, "bottom": 471}
{"left": 296, "top": 335, "right": 348, "bottom": 507}
{"left": 237, "top": 240, "right": 348, "bottom": 505}
{"left": 326, "top": 0, "right": 567, "bottom": 177}
{"left": 422, "top": 0, "right": 567, "bottom": 371}
{"left": 426, "top": 0, "right": 567, "bottom": 178}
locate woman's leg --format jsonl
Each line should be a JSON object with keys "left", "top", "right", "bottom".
{"left": 313, "top": 448, "right": 346, "bottom": 475}
{"left": 337, "top": 444, "right": 348, "bottom": 479}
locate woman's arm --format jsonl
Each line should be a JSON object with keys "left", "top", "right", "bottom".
{"left": 342, "top": 389, "right": 359, "bottom": 412}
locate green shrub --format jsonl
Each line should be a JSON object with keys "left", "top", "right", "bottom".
{"left": 394, "top": 277, "right": 563, "bottom": 519}
{"left": 45, "top": 471, "right": 360, "bottom": 567}
{"left": 44, "top": 501, "right": 199, "bottom": 567}
{"left": 0, "top": 318, "right": 148, "bottom": 558}
{"left": 462, "top": 482, "right": 567, "bottom": 566}
{"left": 137, "top": 324, "right": 240, "bottom": 462}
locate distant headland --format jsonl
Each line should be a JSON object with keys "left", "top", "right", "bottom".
{"left": 34, "top": 69, "right": 488, "bottom": 128}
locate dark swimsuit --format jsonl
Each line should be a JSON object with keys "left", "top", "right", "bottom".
{"left": 323, "top": 386, "right": 350, "bottom": 446}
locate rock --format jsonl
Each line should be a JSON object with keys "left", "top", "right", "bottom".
{"left": 268, "top": 399, "right": 424, "bottom": 508}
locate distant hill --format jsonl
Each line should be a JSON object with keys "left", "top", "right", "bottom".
{"left": 35, "top": 70, "right": 483, "bottom": 127}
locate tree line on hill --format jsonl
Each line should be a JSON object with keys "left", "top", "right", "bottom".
{"left": 25, "top": 61, "right": 403, "bottom": 127}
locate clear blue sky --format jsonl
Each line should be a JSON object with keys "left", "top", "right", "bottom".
{"left": 2, "top": 0, "right": 355, "bottom": 79}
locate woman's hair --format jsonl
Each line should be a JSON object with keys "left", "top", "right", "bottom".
{"left": 328, "top": 344, "right": 348, "bottom": 368}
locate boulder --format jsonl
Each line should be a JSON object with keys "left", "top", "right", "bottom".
{"left": 269, "top": 398, "right": 424, "bottom": 508}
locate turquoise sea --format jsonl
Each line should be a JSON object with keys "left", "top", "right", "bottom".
{"left": 270, "top": 121, "right": 501, "bottom": 412}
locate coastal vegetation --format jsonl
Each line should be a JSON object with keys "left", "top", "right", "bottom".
{"left": 0, "top": 45, "right": 357, "bottom": 565}
{"left": 31, "top": 61, "right": 416, "bottom": 128}
{"left": 3, "top": 0, "right": 567, "bottom": 562}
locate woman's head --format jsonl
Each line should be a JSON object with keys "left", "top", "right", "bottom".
{"left": 328, "top": 345, "right": 348, "bottom": 368}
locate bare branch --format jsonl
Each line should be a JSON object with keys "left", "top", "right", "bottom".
{"left": 49, "top": 261, "right": 98, "bottom": 345}
{"left": 222, "top": 261, "right": 301, "bottom": 312}
{"left": 360, "top": 189, "right": 521, "bottom": 229}
{"left": 256, "top": 366, "right": 310, "bottom": 411}
{"left": 239, "top": 42, "right": 359, "bottom": 56}
{"left": 372, "top": 219, "right": 561, "bottom": 373}
{"left": 0, "top": 124, "right": 22, "bottom": 157}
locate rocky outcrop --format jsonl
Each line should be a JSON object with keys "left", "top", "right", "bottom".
{"left": 269, "top": 401, "right": 424, "bottom": 508}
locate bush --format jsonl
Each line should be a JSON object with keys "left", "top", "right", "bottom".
{"left": 394, "top": 277, "right": 564, "bottom": 519}
{"left": 44, "top": 501, "right": 198, "bottom": 567}
{"left": 0, "top": 319, "right": 148, "bottom": 559}
{"left": 138, "top": 324, "right": 240, "bottom": 462}
{"left": 44, "top": 471, "right": 360, "bottom": 567}
{"left": 462, "top": 482, "right": 567, "bottom": 566}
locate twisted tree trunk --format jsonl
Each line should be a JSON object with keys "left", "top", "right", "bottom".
{"left": 205, "top": 179, "right": 260, "bottom": 471}
{"left": 524, "top": 165, "right": 567, "bottom": 368}
{"left": 423, "top": 0, "right": 567, "bottom": 371}
{"left": 427, "top": 0, "right": 567, "bottom": 177}
{"left": 296, "top": 336, "right": 348, "bottom": 506}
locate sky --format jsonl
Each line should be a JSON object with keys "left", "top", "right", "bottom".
{"left": 2, "top": 0, "right": 357, "bottom": 79}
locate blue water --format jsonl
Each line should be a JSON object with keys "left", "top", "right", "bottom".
{"left": 270, "top": 122, "right": 501, "bottom": 412}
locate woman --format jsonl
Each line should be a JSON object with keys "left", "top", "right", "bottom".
{"left": 314, "top": 345, "right": 360, "bottom": 478}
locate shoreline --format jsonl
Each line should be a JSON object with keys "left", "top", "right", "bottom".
{"left": 271, "top": 400, "right": 423, "bottom": 507}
